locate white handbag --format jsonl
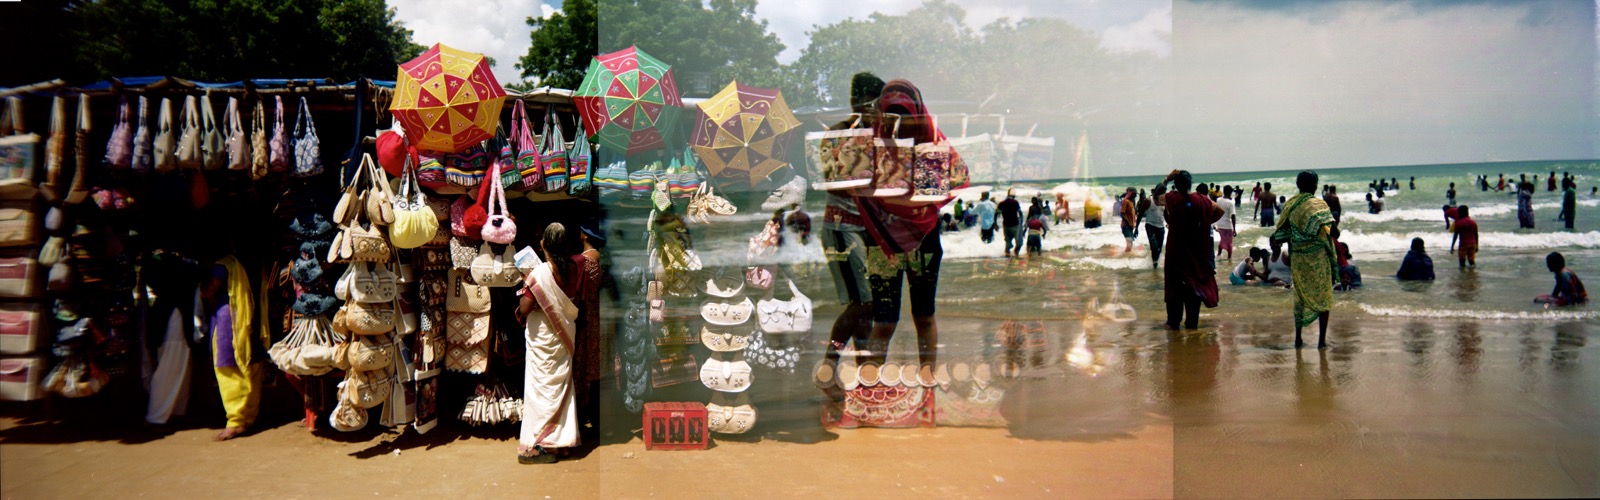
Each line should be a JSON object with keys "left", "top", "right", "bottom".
{"left": 699, "top": 354, "right": 752, "bottom": 393}
{"left": 756, "top": 279, "right": 812, "bottom": 333}
{"left": 351, "top": 262, "right": 399, "bottom": 303}
{"left": 469, "top": 243, "right": 523, "bottom": 288}
{"left": 706, "top": 392, "right": 758, "bottom": 434}
{"left": 700, "top": 297, "right": 753, "bottom": 326}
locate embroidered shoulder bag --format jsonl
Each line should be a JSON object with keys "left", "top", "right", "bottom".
{"left": 199, "top": 93, "right": 225, "bottom": 170}
{"left": 131, "top": 96, "right": 154, "bottom": 172}
{"left": 268, "top": 96, "right": 290, "bottom": 172}
{"left": 292, "top": 96, "right": 323, "bottom": 177}
{"left": 175, "top": 95, "right": 202, "bottom": 170}
{"left": 224, "top": 96, "right": 250, "bottom": 171}
{"left": 152, "top": 97, "right": 177, "bottom": 173}
{"left": 104, "top": 96, "right": 133, "bottom": 169}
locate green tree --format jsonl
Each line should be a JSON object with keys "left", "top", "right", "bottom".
{"left": 54, "top": 0, "right": 423, "bottom": 84}
{"left": 518, "top": 0, "right": 598, "bottom": 90}
{"left": 782, "top": 0, "right": 976, "bottom": 108}
{"left": 597, "top": 0, "right": 785, "bottom": 95}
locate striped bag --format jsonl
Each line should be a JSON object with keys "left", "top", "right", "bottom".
{"left": 441, "top": 145, "right": 490, "bottom": 189}
{"left": 593, "top": 148, "right": 628, "bottom": 204}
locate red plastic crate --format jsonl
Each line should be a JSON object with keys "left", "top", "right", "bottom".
{"left": 643, "top": 402, "right": 708, "bottom": 450}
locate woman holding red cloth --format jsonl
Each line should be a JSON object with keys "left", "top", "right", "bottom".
{"left": 1157, "top": 170, "right": 1224, "bottom": 329}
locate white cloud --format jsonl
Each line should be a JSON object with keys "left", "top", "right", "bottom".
{"left": 1100, "top": 4, "right": 1171, "bottom": 56}
{"left": 389, "top": 0, "right": 563, "bottom": 85}
{"left": 757, "top": 0, "right": 1167, "bottom": 64}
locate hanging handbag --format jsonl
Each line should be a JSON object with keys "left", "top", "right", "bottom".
{"left": 347, "top": 333, "right": 396, "bottom": 371}
{"left": 566, "top": 121, "right": 593, "bottom": 196}
{"left": 805, "top": 114, "right": 875, "bottom": 190}
{"left": 998, "top": 124, "right": 1052, "bottom": 183}
{"left": 664, "top": 154, "right": 701, "bottom": 199}
{"left": 947, "top": 115, "right": 997, "bottom": 184}
{"left": 865, "top": 114, "right": 913, "bottom": 197}
{"left": 362, "top": 153, "right": 395, "bottom": 226}
{"left": 756, "top": 279, "right": 813, "bottom": 333}
{"left": 453, "top": 175, "right": 491, "bottom": 238}
{"left": 65, "top": 95, "right": 90, "bottom": 205}
{"left": 151, "top": 97, "right": 178, "bottom": 172}
{"left": 0, "top": 200, "right": 38, "bottom": 248}
{"left": 175, "top": 95, "right": 203, "bottom": 170}
{"left": 345, "top": 300, "right": 397, "bottom": 335}
{"left": 346, "top": 368, "right": 393, "bottom": 409}
{"left": 594, "top": 152, "right": 629, "bottom": 204}
{"left": 331, "top": 154, "right": 366, "bottom": 226}
{"left": 199, "top": 93, "right": 225, "bottom": 170}
{"left": 699, "top": 354, "right": 752, "bottom": 392}
{"left": 224, "top": 96, "right": 250, "bottom": 171}
{"left": 444, "top": 310, "right": 490, "bottom": 373}
{"left": 910, "top": 136, "right": 959, "bottom": 202}
{"left": 269, "top": 96, "right": 290, "bottom": 172}
{"left": 445, "top": 269, "right": 491, "bottom": 313}
{"left": 268, "top": 316, "right": 342, "bottom": 376}
{"left": 251, "top": 99, "right": 270, "bottom": 179}
{"left": 439, "top": 145, "right": 490, "bottom": 188}
{"left": 131, "top": 96, "right": 156, "bottom": 172}
{"left": 507, "top": 100, "right": 543, "bottom": 190}
{"left": 389, "top": 151, "right": 439, "bottom": 249}
{"left": 479, "top": 159, "right": 516, "bottom": 244}
{"left": 706, "top": 393, "right": 758, "bottom": 434}
{"left": 449, "top": 235, "right": 481, "bottom": 269}
{"left": 0, "top": 256, "right": 38, "bottom": 299}
{"left": 537, "top": 107, "right": 568, "bottom": 193}
{"left": 292, "top": 96, "right": 323, "bottom": 177}
{"left": 349, "top": 262, "right": 399, "bottom": 303}
{"left": 105, "top": 95, "right": 133, "bottom": 169}
{"left": 469, "top": 242, "right": 522, "bottom": 288}
{"left": 41, "top": 96, "right": 66, "bottom": 200}
{"left": 43, "top": 354, "right": 109, "bottom": 399}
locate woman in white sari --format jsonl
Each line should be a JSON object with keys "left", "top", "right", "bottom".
{"left": 515, "top": 223, "right": 584, "bottom": 464}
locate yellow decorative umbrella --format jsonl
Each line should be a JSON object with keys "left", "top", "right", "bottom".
{"left": 689, "top": 81, "right": 799, "bottom": 186}
{"left": 391, "top": 43, "right": 506, "bottom": 153}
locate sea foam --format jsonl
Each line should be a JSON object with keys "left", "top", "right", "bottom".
{"left": 1360, "top": 303, "right": 1600, "bottom": 320}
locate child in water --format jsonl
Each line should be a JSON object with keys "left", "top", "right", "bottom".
{"left": 1535, "top": 252, "right": 1587, "bottom": 306}
{"left": 1230, "top": 248, "right": 1289, "bottom": 287}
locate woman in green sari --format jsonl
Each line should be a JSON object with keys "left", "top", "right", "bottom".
{"left": 1270, "top": 171, "right": 1339, "bottom": 349}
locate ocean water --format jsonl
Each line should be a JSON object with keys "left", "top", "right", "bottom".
{"left": 927, "top": 160, "right": 1600, "bottom": 322}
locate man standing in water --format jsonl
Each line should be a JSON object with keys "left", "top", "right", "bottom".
{"left": 1323, "top": 185, "right": 1342, "bottom": 223}
{"left": 1271, "top": 171, "right": 1338, "bottom": 349}
{"left": 1120, "top": 188, "right": 1139, "bottom": 255}
{"left": 1137, "top": 184, "right": 1167, "bottom": 268}
{"left": 975, "top": 191, "right": 997, "bottom": 243}
{"left": 1259, "top": 182, "right": 1278, "bottom": 227}
{"left": 1252, "top": 182, "right": 1263, "bottom": 221}
{"left": 998, "top": 189, "right": 1023, "bottom": 257}
{"left": 1158, "top": 170, "right": 1223, "bottom": 329}
{"left": 1561, "top": 181, "right": 1577, "bottom": 230}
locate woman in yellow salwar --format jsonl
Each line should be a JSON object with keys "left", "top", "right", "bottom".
{"left": 1270, "top": 171, "right": 1339, "bottom": 349}
{"left": 202, "top": 257, "right": 264, "bottom": 441}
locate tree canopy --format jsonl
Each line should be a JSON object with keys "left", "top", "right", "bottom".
{"left": 595, "top": 0, "right": 786, "bottom": 94}
{"left": 518, "top": 0, "right": 598, "bottom": 90}
{"left": 2, "top": 0, "right": 424, "bottom": 86}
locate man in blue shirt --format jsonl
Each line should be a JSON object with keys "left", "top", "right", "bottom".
{"left": 975, "top": 191, "right": 997, "bottom": 244}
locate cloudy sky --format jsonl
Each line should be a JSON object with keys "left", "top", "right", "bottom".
{"left": 391, "top": 0, "right": 1597, "bottom": 174}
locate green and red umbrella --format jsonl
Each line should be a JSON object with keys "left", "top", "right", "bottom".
{"left": 690, "top": 81, "right": 799, "bottom": 186}
{"left": 574, "top": 46, "right": 683, "bottom": 157}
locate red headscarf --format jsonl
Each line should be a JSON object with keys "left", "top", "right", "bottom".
{"left": 854, "top": 79, "right": 963, "bottom": 256}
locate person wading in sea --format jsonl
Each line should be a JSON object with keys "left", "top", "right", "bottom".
{"left": 1157, "top": 170, "right": 1223, "bottom": 329}
{"left": 1271, "top": 171, "right": 1338, "bottom": 349}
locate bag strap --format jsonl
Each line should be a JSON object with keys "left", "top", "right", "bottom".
{"left": 299, "top": 96, "right": 317, "bottom": 136}
{"left": 77, "top": 94, "right": 91, "bottom": 133}
{"left": 201, "top": 92, "right": 217, "bottom": 131}
{"left": 543, "top": 106, "right": 565, "bottom": 152}
{"left": 226, "top": 97, "right": 241, "bottom": 133}
{"left": 274, "top": 96, "right": 284, "bottom": 131}
{"left": 117, "top": 96, "right": 130, "bottom": 130}
{"left": 158, "top": 98, "right": 172, "bottom": 132}
{"left": 254, "top": 99, "right": 265, "bottom": 133}
{"left": 1, "top": 96, "right": 20, "bottom": 135}
{"left": 363, "top": 153, "right": 393, "bottom": 202}
{"left": 509, "top": 100, "right": 525, "bottom": 152}
{"left": 487, "top": 155, "right": 509, "bottom": 217}
{"left": 183, "top": 95, "right": 198, "bottom": 131}
{"left": 49, "top": 95, "right": 65, "bottom": 136}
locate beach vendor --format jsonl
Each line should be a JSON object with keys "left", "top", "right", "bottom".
{"left": 1271, "top": 171, "right": 1339, "bottom": 349}
{"left": 202, "top": 257, "right": 264, "bottom": 441}
{"left": 819, "top": 72, "right": 883, "bottom": 384}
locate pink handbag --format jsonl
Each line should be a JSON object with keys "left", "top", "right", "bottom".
{"left": 479, "top": 158, "right": 516, "bottom": 244}
{"left": 104, "top": 96, "right": 133, "bottom": 169}
{"left": 268, "top": 96, "right": 290, "bottom": 172}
